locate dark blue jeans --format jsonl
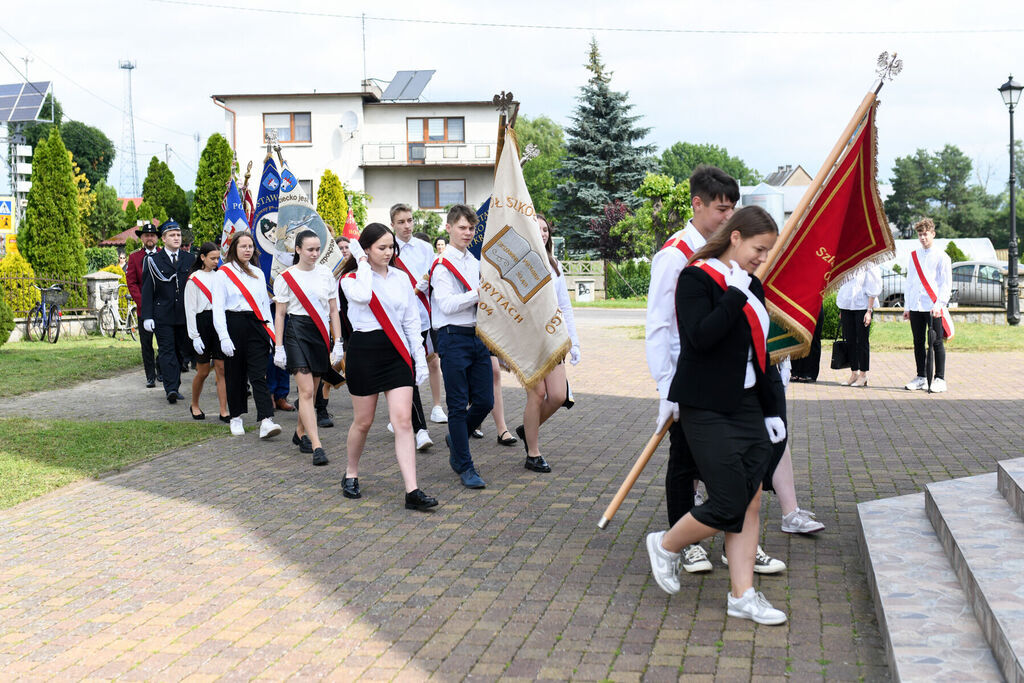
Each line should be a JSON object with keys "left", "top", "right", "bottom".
{"left": 437, "top": 327, "right": 493, "bottom": 474}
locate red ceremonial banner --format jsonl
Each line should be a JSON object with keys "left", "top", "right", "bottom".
{"left": 760, "top": 102, "right": 894, "bottom": 358}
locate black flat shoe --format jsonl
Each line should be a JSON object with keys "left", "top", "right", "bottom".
{"left": 471, "top": 428, "right": 483, "bottom": 439}
{"left": 497, "top": 430, "right": 518, "bottom": 446}
{"left": 292, "top": 432, "right": 313, "bottom": 454}
{"left": 189, "top": 406, "right": 205, "bottom": 420}
{"left": 515, "top": 425, "right": 528, "bottom": 455}
{"left": 405, "top": 488, "right": 438, "bottom": 511}
{"left": 525, "top": 455, "right": 552, "bottom": 473}
{"left": 342, "top": 477, "right": 361, "bottom": 499}
{"left": 219, "top": 415, "right": 231, "bottom": 423}
{"left": 167, "top": 391, "right": 184, "bottom": 404}
{"left": 312, "top": 447, "right": 328, "bottom": 467}
{"left": 146, "top": 378, "right": 156, "bottom": 388}
{"left": 317, "top": 411, "right": 334, "bottom": 428}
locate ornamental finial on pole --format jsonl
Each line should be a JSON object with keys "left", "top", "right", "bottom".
{"left": 493, "top": 91, "right": 514, "bottom": 115}
{"left": 875, "top": 52, "right": 903, "bottom": 93}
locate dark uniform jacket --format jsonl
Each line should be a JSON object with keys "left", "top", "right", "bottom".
{"left": 140, "top": 249, "right": 196, "bottom": 326}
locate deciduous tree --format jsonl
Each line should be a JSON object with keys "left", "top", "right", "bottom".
{"left": 659, "top": 142, "right": 760, "bottom": 185}
{"left": 61, "top": 121, "right": 115, "bottom": 187}
{"left": 515, "top": 115, "right": 566, "bottom": 216}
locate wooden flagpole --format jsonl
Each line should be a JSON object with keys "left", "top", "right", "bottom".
{"left": 597, "top": 420, "right": 673, "bottom": 529}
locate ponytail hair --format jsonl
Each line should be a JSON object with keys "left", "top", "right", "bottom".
{"left": 190, "top": 241, "right": 220, "bottom": 274}
{"left": 292, "top": 229, "right": 319, "bottom": 265}
{"left": 688, "top": 205, "right": 778, "bottom": 265}
{"left": 338, "top": 223, "right": 397, "bottom": 277}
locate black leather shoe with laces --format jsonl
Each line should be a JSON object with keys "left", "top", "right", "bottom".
{"left": 525, "top": 455, "right": 552, "bottom": 473}
{"left": 404, "top": 488, "right": 438, "bottom": 511}
{"left": 342, "top": 477, "right": 361, "bottom": 499}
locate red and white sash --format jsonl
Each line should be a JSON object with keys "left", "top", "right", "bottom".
{"left": 911, "top": 251, "right": 955, "bottom": 340}
{"left": 662, "top": 235, "right": 695, "bottom": 260}
{"left": 221, "top": 265, "right": 275, "bottom": 343}
{"left": 428, "top": 255, "right": 474, "bottom": 292}
{"left": 395, "top": 256, "right": 431, "bottom": 316}
{"left": 694, "top": 260, "right": 769, "bottom": 372}
{"left": 188, "top": 274, "right": 213, "bottom": 304}
{"left": 343, "top": 272, "right": 413, "bottom": 369}
{"left": 280, "top": 269, "right": 331, "bottom": 350}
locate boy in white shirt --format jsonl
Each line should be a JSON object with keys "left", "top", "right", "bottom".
{"left": 902, "top": 218, "right": 953, "bottom": 393}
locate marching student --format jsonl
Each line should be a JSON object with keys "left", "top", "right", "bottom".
{"left": 184, "top": 242, "right": 229, "bottom": 422}
{"left": 212, "top": 232, "right": 282, "bottom": 440}
{"left": 903, "top": 217, "right": 953, "bottom": 393}
{"left": 272, "top": 229, "right": 345, "bottom": 467}
{"left": 645, "top": 206, "right": 789, "bottom": 625}
{"left": 514, "top": 213, "right": 580, "bottom": 472}
{"left": 339, "top": 223, "right": 437, "bottom": 511}
{"left": 431, "top": 204, "right": 493, "bottom": 489}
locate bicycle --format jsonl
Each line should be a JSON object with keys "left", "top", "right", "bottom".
{"left": 27, "top": 284, "right": 67, "bottom": 343}
{"left": 97, "top": 283, "right": 138, "bottom": 340}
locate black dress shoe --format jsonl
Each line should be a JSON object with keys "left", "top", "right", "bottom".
{"left": 219, "top": 415, "right": 231, "bottom": 424}
{"left": 497, "top": 430, "right": 518, "bottom": 446}
{"left": 317, "top": 411, "right": 334, "bottom": 428}
{"left": 312, "top": 447, "right": 329, "bottom": 467}
{"left": 166, "top": 391, "right": 184, "bottom": 404}
{"left": 471, "top": 428, "right": 483, "bottom": 439}
{"left": 292, "top": 431, "right": 313, "bottom": 454}
{"left": 525, "top": 455, "right": 552, "bottom": 473}
{"left": 145, "top": 378, "right": 156, "bottom": 388}
{"left": 342, "top": 477, "right": 361, "bottom": 499}
{"left": 405, "top": 488, "right": 438, "bottom": 511}
{"left": 515, "top": 425, "right": 527, "bottom": 455}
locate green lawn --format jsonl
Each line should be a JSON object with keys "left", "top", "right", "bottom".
{"left": 0, "top": 336, "right": 142, "bottom": 398}
{"left": 574, "top": 297, "right": 648, "bottom": 309}
{"left": 0, "top": 418, "right": 225, "bottom": 509}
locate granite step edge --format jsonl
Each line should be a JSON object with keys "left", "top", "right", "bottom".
{"left": 925, "top": 472, "right": 1024, "bottom": 683}
{"left": 857, "top": 492, "right": 1001, "bottom": 682}
{"left": 997, "top": 457, "right": 1024, "bottom": 524}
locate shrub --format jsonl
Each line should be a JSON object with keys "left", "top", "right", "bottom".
{"left": 0, "top": 251, "right": 41, "bottom": 315}
{"left": 85, "top": 246, "right": 118, "bottom": 273}
{"left": 124, "top": 237, "right": 141, "bottom": 254}
{"left": 606, "top": 260, "right": 651, "bottom": 299}
{"left": 945, "top": 240, "right": 968, "bottom": 264}
{"left": 821, "top": 291, "right": 840, "bottom": 339}
{"left": 0, "top": 296, "right": 14, "bottom": 348}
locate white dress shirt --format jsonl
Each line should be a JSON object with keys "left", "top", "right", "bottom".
{"left": 185, "top": 270, "right": 216, "bottom": 341}
{"left": 904, "top": 247, "right": 952, "bottom": 311}
{"left": 212, "top": 261, "right": 272, "bottom": 341}
{"left": 395, "top": 236, "right": 435, "bottom": 331}
{"left": 430, "top": 246, "right": 480, "bottom": 329}
{"left": 836, "top": 264, "right": 883, "bottom": 310}
{"left": 645, "top": 221, "right": 707, "bottom": 399}
{"left": 340, "top": 261, "right": 424, "bottom": 362}
{"left": 552, "top": 260, "right": 580, "bottom": 348}
{"left": 272, "top": 264, "right": 338, "bottom": 330}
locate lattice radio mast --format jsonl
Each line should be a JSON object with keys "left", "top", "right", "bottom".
{"left": 118, "top": 59, "right": 139, "bottom": 198}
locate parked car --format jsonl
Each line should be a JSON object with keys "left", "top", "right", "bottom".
{"left": 879, "top": 265, "right": 906, "bottom": 307}
{"left": 951, "top": 260, "right": 1024, "bottom": 306}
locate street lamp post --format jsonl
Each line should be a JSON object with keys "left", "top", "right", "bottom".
{"left": 999, "top": 75, "right": 1024, "bottom": 325}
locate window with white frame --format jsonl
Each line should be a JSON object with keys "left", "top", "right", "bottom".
{"left": 418, "top": 179, "right": 466, "bottom": 209}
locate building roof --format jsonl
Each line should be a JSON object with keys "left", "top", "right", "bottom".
{"left": 212, "top": 92, "right": 371, "bottom": 100}
{"left": 119, "top": 197, "right": 142, "bottom": 211}
{"left": 97, "top": 226, "right": 140, "bottom": 247}
{"left": 763, "top": 164, "right": 810, "bottom": 186}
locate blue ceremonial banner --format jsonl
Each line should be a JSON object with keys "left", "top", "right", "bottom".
{"left": 221, "top": 178, "right": 249, "bottom": 254}
{"left": 252, "top": 156, "right": 281, "bottom": 292}
{"left": 467, "top": 198, "right": 490, "bottom": 259}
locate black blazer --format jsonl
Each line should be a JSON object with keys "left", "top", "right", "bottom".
{"left": 140, "top": 250, "right": 196, "bottom": 326}
{"left": 668, "top": 265, "right": 783, "bottom": 416}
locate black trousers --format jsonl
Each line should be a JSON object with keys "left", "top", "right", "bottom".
{"left": 840, "top": 309, "right": 872, "bottom": 372}
{"left": 665, "top": 419, "right": 700, "bottom": 526}
{"left": 790, "top": 305, "right": 824, "bottom": 380}
{"left": 139, "top": 323, "right": 157, "bottom": 381}
{"left": 155, "top": 323, "right": 188, "bottom": 393}
{"left": 909, "top": 310, "right": 946, "bottom": 378}
{"left": 224, "top": 312, "right": 275, "bottom": 420}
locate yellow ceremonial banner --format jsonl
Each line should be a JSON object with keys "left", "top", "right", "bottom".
{"left": 478, "top": 128, "right": 570, "bottom": 389}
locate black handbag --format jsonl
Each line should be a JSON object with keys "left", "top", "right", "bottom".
{"left": 830, "top": 334, "right": 851, "bottom": 370}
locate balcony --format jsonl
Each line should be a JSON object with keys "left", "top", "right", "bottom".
{"left": 361, "top": 141, "right": 495, "bottom": 167}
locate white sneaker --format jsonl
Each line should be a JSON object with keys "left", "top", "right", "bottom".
{"left": 430, "top": 405, "right": 448, "bottom": 424}
{"left": 721, "top": 545, "right": 787, "bottom": 574}
{"left": 229, "top": 417, "right": 244, "bottom": 436}
{"left": 645, "top": 531, "right": 681, "bottom": 594}
{"left": 259, "top": 418, "right": 282, "bottom": 439}
{"left": 930, "top": 377, "right": 947, "bottom": 393}
{"left": 387, "top": 422, "right": 394, "bottom": 434}
{"left": 694, "top": 489, "right": 706, "bottom": 507}
{"left": 905, "top": 376, "right": 927, "bottom": 391}
{"left": 416, "top": 429, "right": 433, "bottom": 451}
{"left": 681, "top": 544, "right": 713, "bottom": 573}
{"left": 781, "top": 508, "right": 825, "bottom": 534}
{"left": 727, "top": 587, "right": 787, "bottom": 625}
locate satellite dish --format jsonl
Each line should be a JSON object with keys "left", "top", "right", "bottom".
{"left": 339, "top": 110, "right": 359, "bottom": 138}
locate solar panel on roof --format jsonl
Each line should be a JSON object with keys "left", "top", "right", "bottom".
{"left": 381, "top": 70, "right": 435, "bottom": 100}
{"left": 382, "top": 71, "right": 416, "bottom": 100}
{"left": 0, "top": 81, "right": 52, "bottom": 122}
{"left": 402, "top": 70, "right": 434, "bottom": 100}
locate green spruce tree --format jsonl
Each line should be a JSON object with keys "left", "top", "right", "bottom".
{"left": 142, "top": 156, "right": 190, "bottom": 226}
{"left": 124, "top": 199, "right": 138, "bottom": 227}
{"left": 316, "top": 169, "right": 348, "bottom": 234}
{"left": 552, "top": 38, "right": 656, "bottom": 248}
{"left": 192, "top": 134, "right": 233, "bottom": 245}
{"left": 18, "top": 128, "right": 87, "bottom": 296}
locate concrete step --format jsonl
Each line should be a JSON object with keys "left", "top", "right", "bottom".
{"left": 998, "top": 457, "right": 1024, "bottom": 523}
{"left": 857, "top": 492, "right": 1001, "bottom": 681}
{"left": 926, "top": 472, "right": 1024, "bottom": 683}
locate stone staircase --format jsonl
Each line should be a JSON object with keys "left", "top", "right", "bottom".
{"left": 858, "top": 457, "right": 1024, "bottom": 682}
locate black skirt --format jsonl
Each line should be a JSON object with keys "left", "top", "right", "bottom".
{"left": 346, "top": 330, "right": 413, "bottom": 396}
{"left": 284, "top": 315, "right": 332, "bottom": 375}
{"left": 195, "top": 310, "right": 224, "bottom": 363}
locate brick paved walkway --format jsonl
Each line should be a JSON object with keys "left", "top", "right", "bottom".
{"left": 2, "top": 315, "right": 1023, "bottom": 680}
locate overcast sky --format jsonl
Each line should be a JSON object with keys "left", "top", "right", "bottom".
{"left": 5, "top": 0, "right": 1024, "bottom": 198}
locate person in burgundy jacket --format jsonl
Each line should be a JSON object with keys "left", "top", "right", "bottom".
{"left": 126, "top": 223, "right": 161, "bottom": 387}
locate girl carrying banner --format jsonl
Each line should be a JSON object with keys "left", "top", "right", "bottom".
{"left": 645, "top": 206, "right": 788, "bottom": 625}
{"left": 272, "top": 230, "right": 345, "bottom": 467}
{"left": 212, "top": 232, "right": 282, "bottom": 440}
{"left": 338, "top": 223, "right": 437, "bottom": 512}
{"left": 185, "top": 242, "right": 229, "bottom": 422}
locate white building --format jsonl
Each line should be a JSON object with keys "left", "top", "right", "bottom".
{"left": 211, "top": 81, "right": 501, "bottom": 226}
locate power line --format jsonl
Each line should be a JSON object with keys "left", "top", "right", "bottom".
{"left": 148, "top": 0, "right": 1024, "bottom": 35}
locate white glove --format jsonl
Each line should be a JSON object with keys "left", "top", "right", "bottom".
{"left": 192, "top": 337, "right": 205, "bottom": 355}
{"left": 415, "top": 277, "right": 430, "bottom": 293}
{"left": 656, "top": 399, "right": 679, "bottom": 432}
{"left": 569, "top": 345, "right": 581, "bottom": 365}
{"left": 764, "top": 416, "right": 786, "bottom": 444}
{"left": 143, "top": 319, "right": 155, "bottom": 332}
{"left": 274, "top": 346, "right": 287, "bottom": 369}
{"left": 724, "top": 260, "right": 752, "bottom": 292}
{"left": 220, "top": 337, "right": 236, "bottom": 357}
{"left": 467, "top": 289, "right": 480, "bottom": 304}
{"left": 330, "top": 341, "right": 344, "bottom": 364}
{"left": 414, "top": 353, "right": 429, "bottom": 386}
{"left": 348, "top": 239, "right": 366, "bottom": 261}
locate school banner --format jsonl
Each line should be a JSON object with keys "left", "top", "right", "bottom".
{"left": 477, "top": 128, "right": 570, "bottom": 389}
{"left": 760, "top": 101, "right": 894, "bottom": 361}
{"left": 273, "top": 158, "right": 345, "bottom": 285}
{"left": 220, "top": 178, "right": 248, "bottom": 253}
{"left": 251, "top": 155, "right": 280, "bottom": 292}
